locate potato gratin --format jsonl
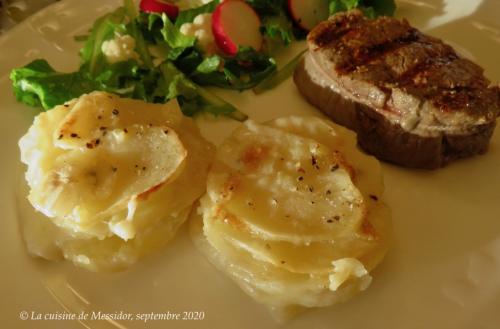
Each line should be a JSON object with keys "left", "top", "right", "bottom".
{"left": 191, "top": 116, "right": 391, "bottom": 318}
{"left": 19, "top": 91, "right": 214, "bottom": 271}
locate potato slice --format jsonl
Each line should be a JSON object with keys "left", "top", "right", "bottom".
{"left": 59, "top": 206, "right": 192, "bottom": 272}
{"left": 20, "top": 105, "right": 71, "bottom": 191}
{"left": 192, "top": 208, "right": 371, "bottom": 313}
{"left": 54, "top": 91, "right": 183, "bottom": 150}
{"left": 268, "top": 116, "right": 384, "bottom": 199}
{"left": 100, "top": 118, "right": 215, "bottom": 239}
{"left": 202, "top": 198, "right": 390, "bottom": 275}
{"left": 207, "top": 121, "right": 366, "bottom": 243}
{"left": 29, "top": 124, "right": 187, "bottom": 239}
{"left": 19, "top": 196, "right": 191, "bottom": 272}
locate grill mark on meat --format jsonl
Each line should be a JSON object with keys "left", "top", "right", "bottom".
{"left": 311, "top": 11, "right": 419, "bottom": 73}
{"left": 396, "top": 53, "right": 458, "bottom": 88}
{"left": 311, "top": 11, "right": 366, "bottom": 47}
{"left": 371, "top": 41, "right": 457, "bottom": 84}
{"left": 335, "top": 25, "right": 420, "bottom": 73}
{"left": 382, "top": 39, "right": 456, "bottom": 77}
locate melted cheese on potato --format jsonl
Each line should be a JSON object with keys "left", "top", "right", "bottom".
{"left": 191, "top": 116, "right": 391, "bottom": 318}
{"left": 19, "top": 91, "right": 214, "bottom": 271}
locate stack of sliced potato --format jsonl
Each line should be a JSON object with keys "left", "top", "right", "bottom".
{"left": 19, "top": 91, "right": 214, "bottom": 272}
{"left": 191, "top": 116, "right": 391, "bottom": 317}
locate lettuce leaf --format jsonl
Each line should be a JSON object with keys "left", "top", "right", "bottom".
{"left": 158, "top": 13, "right": 196, "bottom": 50}
{"left": 10, "top": 60, "right": 97, "bottom": 109}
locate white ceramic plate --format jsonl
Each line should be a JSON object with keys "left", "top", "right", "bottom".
{"left": 1, "top": 1, "right": 500, "bottom": 328}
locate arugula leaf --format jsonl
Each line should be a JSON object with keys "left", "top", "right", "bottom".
{"left": 158, "top": 61, "right": 198, "bottom": 100}
{"left": 196, "top": 55, "right": 222, "bottom": 74}
{"left": 179, "top": 88, "right": 247, "bottom": 121}
{"left": 261, "top": 11, "right": 293, "bottom": 45}
{"left": 123, "top": 1, "right": 154, "bottom": 69}
{"left": 329, "top": 0, "right": 359, "bottom": 15}
{"left": 364, "top": 0, "right": 396, "bottom": 16}
{"left": 159, "top": 61, "right": 247, "bottom": 121}
{"left": 361, "top": 6, "right": 377, "bottom": 18}
{"left": 123, "top": 0, "right": 139, "bottom": 19}
{"left": 195, "top": 86, "right": 248, "bottom": 121}
{"left": 253, "top": 48, "right": 306, "bottom": 94}
{"left": 174, "top": 0, "right": 220, "bottom": 27}
{"left": 246, "top": 0, "right": 285, "bottom": 15}
{"left": 246, "top": 0, "right": 297, "bottom": 45}
{"left": 79, "top": 7, "right": 128, "bottom": 76}
{"left": 176, "top": 47, "right": 277, "bottom": 90}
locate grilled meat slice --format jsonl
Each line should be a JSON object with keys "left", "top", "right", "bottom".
{"left": 294, "top": 10, "right": 499, "bottom": 169}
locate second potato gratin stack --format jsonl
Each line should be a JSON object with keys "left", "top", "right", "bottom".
{"left": 191, "top": 116, "right": 391, "bottom": 317}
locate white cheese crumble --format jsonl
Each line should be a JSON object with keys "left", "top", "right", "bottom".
{"left": 179, "top": 13, "right": 217, "bottom": 55}
{"left": 101, "top": 34, "right": 140, "bottom": 64}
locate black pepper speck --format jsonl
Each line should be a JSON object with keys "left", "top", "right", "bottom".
{"left": 330, "top": 164, "right": 339, "bottom": 172}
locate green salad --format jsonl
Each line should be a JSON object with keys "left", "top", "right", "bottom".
{"left": 10, "top": 0, "right": 395, "bottom": 121}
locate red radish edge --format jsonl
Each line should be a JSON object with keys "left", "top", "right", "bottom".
{"left": 212, "top": 0, "right": 262, "bottom": 56}
{"left": 140, "top": 0, "right": 179, "bottom": 19}
{"left": 287, "top": 0, "right": 330, "bottom": 31}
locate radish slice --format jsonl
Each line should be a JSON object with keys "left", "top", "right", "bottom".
{"left": 212, "top": 0, "right": 263, "bottom": 56}
{"left": 288, "top": 0, "right": 330, "bottom": 31}
{"left": 139, "top": 0, "right": 180, "bottom": 19}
